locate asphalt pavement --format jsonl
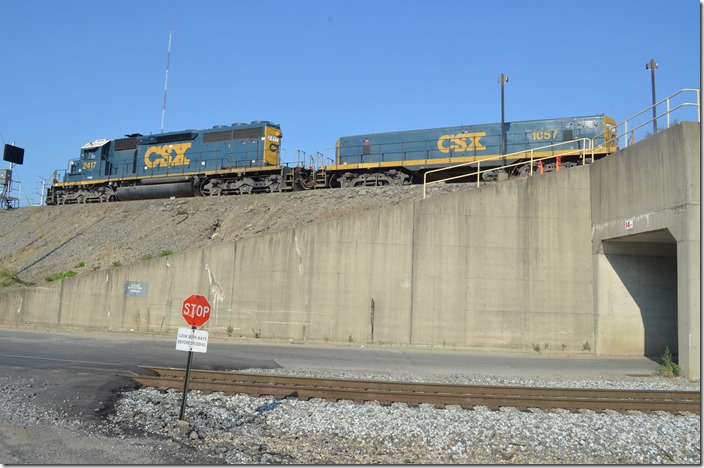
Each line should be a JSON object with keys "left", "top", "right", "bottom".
{"left": 0, "top": 326, "right": 660, "bottom": 423}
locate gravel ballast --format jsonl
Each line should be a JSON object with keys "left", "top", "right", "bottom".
{"left": 108, "top": 369, "right": 700, "bottom": 464}
{"left": 0, "top": 363, "right": 700, "bottom": 464}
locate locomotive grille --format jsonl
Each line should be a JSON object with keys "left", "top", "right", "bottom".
{"left": 204, "top": 127, "right": 264, "bottom": 143}
{"left": 156, "top": 132, "right": 197, "bottom": 144}
{"left": 563, "top": 129, "right": 574, "bottom": 141}
{"left": 114, "top": 137, "right": 137, "bottom": 151}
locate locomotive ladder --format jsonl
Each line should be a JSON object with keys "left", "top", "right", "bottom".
{"left": 280, "top": 150, "right": 329, "bottom": 191}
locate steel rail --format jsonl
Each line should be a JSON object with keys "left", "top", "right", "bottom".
{"left": 122, "top": 367, "right": 700, "bottom": 414}
{"left": 139, "top": 366, "right": 697, "bottom": 400}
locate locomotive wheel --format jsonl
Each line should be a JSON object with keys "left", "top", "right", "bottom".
{"left": 516, "top": 164, "right": 534, "bottom": 177}
{"left": 482, "top": 170, "right": 499, "bottom": 182}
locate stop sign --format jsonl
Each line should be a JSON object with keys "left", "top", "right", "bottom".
{"left": 182, "top": 294, "right": 211, "bottom": 327}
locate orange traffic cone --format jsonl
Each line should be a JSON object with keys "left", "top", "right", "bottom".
{"left": 556, "top": 156, "right": 561, "bottom": 171}
{"left": 538, "top": 160, "right": 544, "bottom": 174}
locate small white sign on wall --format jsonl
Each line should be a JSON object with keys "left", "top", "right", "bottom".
{"left": 625, "top": 218, "right": 634, "bottom": 230}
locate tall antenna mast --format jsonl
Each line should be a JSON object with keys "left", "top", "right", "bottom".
{"left": 160, "top": 24, "right": 173, "bottom": 134}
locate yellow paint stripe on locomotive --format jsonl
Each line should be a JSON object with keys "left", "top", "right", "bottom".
{"left": 52, "top": 166, "right": 285, "bottom": 188}
{"left": 324, "top": 147, "right": 613, "bottom": 172}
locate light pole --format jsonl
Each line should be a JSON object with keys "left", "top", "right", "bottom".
{"left": 498, "top": 73, "right": 508, "bottom": 161}
{"left": 646, "top": 59, "right": 658, "bottom": 134}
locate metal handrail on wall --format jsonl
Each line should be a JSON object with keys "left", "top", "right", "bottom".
{"left": 592, "top": 88, "right": 700, "bottom": 150}
{"left": 422, "top": 138, "right": 594, "bottom": 198}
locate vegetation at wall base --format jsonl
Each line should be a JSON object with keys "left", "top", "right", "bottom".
{"left": 655, "top": 346, "right": 681, "bottom": 377}
{"left": 44, "top": 270, "right": 77, "bottom": 282}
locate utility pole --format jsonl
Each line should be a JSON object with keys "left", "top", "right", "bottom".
{"left": 498, "top": 73, "right": 509, "bottom": 163}
{"left": 646, "top": 59, "right": 658, "bottom": 135}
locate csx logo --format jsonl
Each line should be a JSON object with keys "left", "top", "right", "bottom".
{"left": 437, "top": 132, "right": 486, "bottom": 153}
{"left": 144, "top": 143, "right": 192, "bottom": 168}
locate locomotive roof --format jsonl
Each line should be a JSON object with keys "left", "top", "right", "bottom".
{"left": 340, "top": 114, "right": 611, "bottom": 138}
{"left": 81, "top": 139, "right": 110, "bottom": 150}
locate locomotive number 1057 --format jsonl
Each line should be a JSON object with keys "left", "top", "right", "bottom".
{"left": 531, "top": 130, "right": 559, "bottom": 141}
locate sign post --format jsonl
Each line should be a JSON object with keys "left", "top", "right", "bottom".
{"left": 178, "top": 294, "right": 211, "bottom": 420}
{"left": 370, "top": 298, "right": 375, "bottom": 344}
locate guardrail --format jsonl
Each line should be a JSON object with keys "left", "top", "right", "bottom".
{"left": 594, "top": 88, "right": 700, "bottom": 150}
{"left": 423, "top": 138, "right": 594, "bottom": 198}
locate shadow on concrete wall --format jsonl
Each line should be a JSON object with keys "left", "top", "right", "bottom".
{"left": 603, "top": 231, "right": 678, "bottom": 359}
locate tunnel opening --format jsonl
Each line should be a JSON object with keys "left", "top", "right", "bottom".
{"left": 596, "top": 229, "right": 678, "bottom": 360}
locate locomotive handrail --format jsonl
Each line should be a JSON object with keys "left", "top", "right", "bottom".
{"left": 592, "top": 88, "right": 700, "bottom": 150}
{"left": 422, "top": 138, "right": 593, "bottom": 198}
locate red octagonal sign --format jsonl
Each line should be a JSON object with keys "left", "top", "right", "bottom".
{"left": 182, "top": 294, "right": 211, "bottom": 327}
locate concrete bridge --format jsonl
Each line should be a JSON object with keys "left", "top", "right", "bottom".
{"left": 0, "top": 122, "right": 699, "bottom": 379}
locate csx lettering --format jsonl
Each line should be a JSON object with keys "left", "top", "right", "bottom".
{"left": 144, "top": 143, "right": 192, "bottom": 168}
{"left": 437, "top": 132, "right": 486, "bottom": 153}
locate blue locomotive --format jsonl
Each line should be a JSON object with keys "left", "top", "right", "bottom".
{"left": 321, "top": 114, "right": 617, "bottom": 187}
{"left": 46, "top": 120, "right": 284, "bottom": 204}
{"left": 46, "top": 114, "right": 617, "bottom": 204}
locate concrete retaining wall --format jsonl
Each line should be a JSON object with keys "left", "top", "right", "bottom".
{"left": 0, "top": 122, "right": 699, "bottom": 377}
{"left": 0, "top": 167, "right": 596, "bottom": 352}
{"left": 591, "top": 122, "right": 700, "bottom": 378}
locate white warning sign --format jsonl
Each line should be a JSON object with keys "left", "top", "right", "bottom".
{"left": 175, "top": 327, "right": 209, "bottom": 353}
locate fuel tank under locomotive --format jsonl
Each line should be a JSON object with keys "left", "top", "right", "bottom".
{"left": 115, "top": 176, "right": 198, "bottom": 201}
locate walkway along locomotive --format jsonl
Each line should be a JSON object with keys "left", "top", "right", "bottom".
{"left": 45, "top": 115, "right": 617, "bottom": 204}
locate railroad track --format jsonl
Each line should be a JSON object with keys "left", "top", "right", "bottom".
{"left": 122, "top": 366, "right": 700, "bottom": 414}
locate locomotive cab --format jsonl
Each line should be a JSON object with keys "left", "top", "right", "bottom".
{"left": 63, "top": 139, "right": 110, "bottom": 183}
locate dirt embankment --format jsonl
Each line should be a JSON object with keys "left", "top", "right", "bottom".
{"left": 0, "top": 184, "right": 467, "bottom": 289}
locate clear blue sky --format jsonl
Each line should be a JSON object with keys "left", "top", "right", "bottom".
{"left": 0, "top": 0, "right": 700, "bottom": 205}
